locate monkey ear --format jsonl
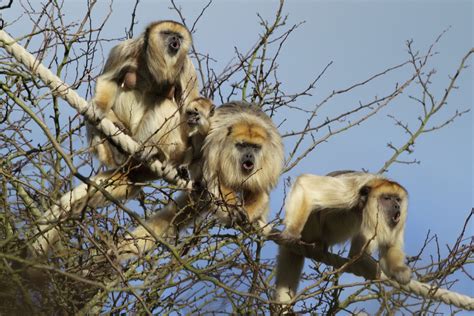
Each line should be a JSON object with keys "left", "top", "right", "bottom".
{"left": 227, "top": 126, "right": 232, "bottom": 136}
{"left": 360, "top": 186, "right": 371, "bottom": 197}
{"left": 209, "top": 105, "right": 216, "bottom": 117}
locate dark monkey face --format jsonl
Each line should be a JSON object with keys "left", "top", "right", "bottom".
{"left": 186, "top": 109, "right": 200, "bottom": 126}
{"left": 161, "top": 31, "right": 183, "bottom": 55}
{"left": 227, "top": 121, "right": 267, "bottom": 175}
{"left": 186, "top": 99, "right": 214, "bottom": 127}
{"left": 236, "top": 142, "right": 261, "bottom": 173}
{"left": 379, "top": 193, "right": 403, "bottom": 227}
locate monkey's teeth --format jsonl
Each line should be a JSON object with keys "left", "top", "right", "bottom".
{"left": 242, "top": 161, "right": 254, "bottom": 170}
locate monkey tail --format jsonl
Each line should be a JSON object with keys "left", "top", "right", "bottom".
{"left": 31, "top": 182, "right": 90, "bottom": 255}
{"left": 31, "top": 170, "right": 140, "bottom": 255}
{"left": 113, "top": 192, "right": 197, "bottom": 261}
{"left": 114, "top": 205, "right": 178, "bottom": 261}
{"left": 274, "top": 245, "right": 305, "bottom": 304}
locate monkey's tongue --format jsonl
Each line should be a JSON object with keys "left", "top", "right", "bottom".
{"left": 242, "top": 161, "right": 254, "bottom": 170}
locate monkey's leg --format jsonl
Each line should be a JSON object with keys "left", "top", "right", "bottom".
{"left": 274, "top": 245, "right": 305, "bottom": 304}
{"left": 283, "top": 181, "right": 312, "bottom": 240}
{"left": 348, "top": 234, "right": 379, "bottom": 280}
{"left": 115, "top": 192, "right": 199, "bottom": 261}
{"left": 379, "top": 245, "right": 411, "bottom": 284}
{"left": 88, "top": 110, "right": 130, "bottom": 168}
{"left": 32, "top": 170, "right": 140, "bottom": 255}
{"left": 212, "top": 185, "right": 243, "bottom": 226}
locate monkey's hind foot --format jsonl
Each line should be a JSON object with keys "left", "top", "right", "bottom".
{"left": 387, "top": 265, "right": 412, "bottom": 285}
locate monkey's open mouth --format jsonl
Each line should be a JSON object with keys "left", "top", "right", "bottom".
{"left": 242, "top": 160, "right": 254, "bottom": 171}
{"left": 186, "top": 110, "right": 199, "bottom": 126}
{"left": 187, "top": 117, "right": 199, "bottom": 126}
{"left": 170, "top": 39, "right": 180, "bottom": 51}
{"left": 392, "top": 211, "right": 401, "bottom": 224}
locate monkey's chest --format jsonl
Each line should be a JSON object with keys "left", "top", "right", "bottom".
{"left": 111, "top": 92, "right": 186, "bottom": 161}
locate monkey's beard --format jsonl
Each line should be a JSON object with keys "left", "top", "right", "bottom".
{"left": 232, "top": 162, "right": 267, "bottom": 193}
{"left": 145, "top": 47, "right": 185, "bottom": 87}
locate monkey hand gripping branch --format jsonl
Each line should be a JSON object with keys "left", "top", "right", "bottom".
{"left": 271, "top": 171, "right": 473, "bottom": 311}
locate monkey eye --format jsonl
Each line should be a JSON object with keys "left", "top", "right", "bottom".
{"left": 235, "top": 142, "right": 261, "bottom": 150}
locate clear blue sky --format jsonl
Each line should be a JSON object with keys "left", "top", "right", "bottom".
{"left": 4, "top": 0, "right": 473, "bottom": 313}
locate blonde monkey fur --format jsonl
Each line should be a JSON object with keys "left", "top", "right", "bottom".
{"left": 115, "top": 101, "right": 284, "bottom": 260}
{"left": 32, "top": 20, "right": 201, "bottom": 255}
{"left": 275, "top": 171, "right": 411, "bottom": 304}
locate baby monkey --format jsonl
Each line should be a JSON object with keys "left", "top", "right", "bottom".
{"left": 179, "top": 97, "right": 215, "bottom": 180}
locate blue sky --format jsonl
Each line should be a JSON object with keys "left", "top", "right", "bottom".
{"left": 4, "top": 0, "right": 473, "bottom": 313}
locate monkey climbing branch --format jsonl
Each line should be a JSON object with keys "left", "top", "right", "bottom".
{"left": 0, "top": 29, "right": 191, "bottom": 190}
{"left": 1, "top": 29, "right": 473, "bottom": 311}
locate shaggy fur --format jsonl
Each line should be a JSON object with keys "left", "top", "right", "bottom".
{"left": 275, "top": 172, "right": 411, "bottom": 304}
{"left": 115, "top": 101, "right": 284, "bottom": 260}
{"left": 202, "top": 101, "right": 284, "bottom": 225}
{"left": 32, "top": 21, "right": 200, "bottom": 255}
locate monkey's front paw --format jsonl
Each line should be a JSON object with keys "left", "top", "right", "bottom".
{"left": 177, "top": 165, "right": 190, "bottom": 181}
{"left": 113, "top": 120, "right": 128, "bottom": 134}
{"left": 389, "top": 265, "right": 411, "bottom": 284}
{"left": 160, "top": 162, "right": 173, "bottom": 177}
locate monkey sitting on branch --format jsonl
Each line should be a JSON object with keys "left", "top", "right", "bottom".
{"left": 31, "top": 20, "right": 206, "bottom": 256}
{"left": 114, "top": 101, "right": 284, "bottom": 260}
{"left": 275, "top": 171, "right": 411, "bottom": 304}
{"left": 87, "top": 20, "right": 200, "bottom": 168}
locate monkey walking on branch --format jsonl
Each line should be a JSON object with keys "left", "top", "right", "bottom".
{"left": 275, "top": 171, "right": 411, "bottom": 304}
